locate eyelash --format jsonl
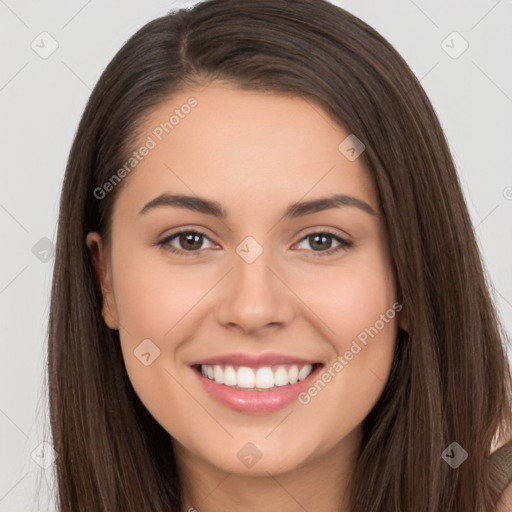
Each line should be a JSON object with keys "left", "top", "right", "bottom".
{"left": 156, "top": 228, "right": 354, "bottom": 257}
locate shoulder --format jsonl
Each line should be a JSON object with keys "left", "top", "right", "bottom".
{"left": 496, "top": 479, "right": 512, "bottom": 512}
{"left": 492, "top": 440, "right": 512, "bottom": 511}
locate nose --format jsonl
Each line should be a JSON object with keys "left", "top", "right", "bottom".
{"left": 215, "top": 242, "right": 295, "bottom": 336}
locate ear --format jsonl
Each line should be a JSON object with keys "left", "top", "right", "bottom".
{"left": 397, "top": 303, "right": 408, "bottom": 333}
{"left": 86, "top": 232, "right": 119, "bottom": 330}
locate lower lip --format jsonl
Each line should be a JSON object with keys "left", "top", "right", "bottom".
{"left": 192, "top": 364, "right": 323, "bottom": 413}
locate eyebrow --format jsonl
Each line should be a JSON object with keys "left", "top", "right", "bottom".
{"left": 139, "top": 193, "right": 378, "bottom": 218}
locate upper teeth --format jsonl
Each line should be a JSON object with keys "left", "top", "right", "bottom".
{"left": 200, "top": 364, "right": 314, "bottom": 390}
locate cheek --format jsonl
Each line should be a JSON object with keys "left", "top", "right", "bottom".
{"left": 296, "top": 255, "right": 397, "bottom": 347}
{"left": 109, "top": 248, "right": 204, "bottom": 431}
{"left": 292, "top": 249, "right": 398, "bottom": 408}
{"left": 111, "top": 237, "right": 397, "bottom": 359}
{"left": 297, "top": 273, "right": 398, "bottom": 443}
{"left": 111, "top": 246, "right": 213, "bottom": 337}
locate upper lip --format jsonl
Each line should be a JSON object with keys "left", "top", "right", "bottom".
{"left": 189, "top": 352, "right": 322, "bottom": 368}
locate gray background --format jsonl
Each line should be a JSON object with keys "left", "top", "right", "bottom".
{"left": 1, "top": 0, "right": 511, "bottom": 510}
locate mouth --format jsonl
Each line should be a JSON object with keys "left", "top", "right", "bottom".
{"left": 191, "top": 362, "right": 324, "bottom": 391}
{"left": 190, "top": 360, "right": 325, "bottom": 413}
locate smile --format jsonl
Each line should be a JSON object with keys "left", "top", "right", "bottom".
{"left": 197, "top": 363, "right": 318, "bottom": 390}
{"left": 191, "top": 361, "right": 324, "bottom": 413}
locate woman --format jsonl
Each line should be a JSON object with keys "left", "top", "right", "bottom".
{"left": 47, "top": 0, "right": 512, "bottom": 510}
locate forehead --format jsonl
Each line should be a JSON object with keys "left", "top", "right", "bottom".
{"left": 114, "top": 82, "right": 378, "bottom": 220}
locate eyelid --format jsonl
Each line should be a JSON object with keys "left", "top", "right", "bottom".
{"left": 298, "top": 226, "right": 352, "bottom": 242}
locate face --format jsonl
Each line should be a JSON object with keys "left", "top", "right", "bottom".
{"left": 87, "top": 81, "right": 404, "bottom": 478}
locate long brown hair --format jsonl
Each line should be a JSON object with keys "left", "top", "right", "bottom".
{"left": 46, "top": 0, "right": 512, "bottom": 510}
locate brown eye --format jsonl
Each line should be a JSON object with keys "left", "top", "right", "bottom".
{"left": 156, "top": 229, "right": 353, "bottom": 258}
{"left": 157, "top": 230, "right": 215, "bottom": 255}
{"left": 308, "top": 233, "right": 335, "bottom": 251}
{"left": 294, "top": 230, "right": 353, "bottom": 256}
{"left": 176, "top": 232, "right": 203, "bottom": 251}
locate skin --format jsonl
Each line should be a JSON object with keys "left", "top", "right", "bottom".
{"left": 87, "top": 81, "right": 407, "bottom": 512}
